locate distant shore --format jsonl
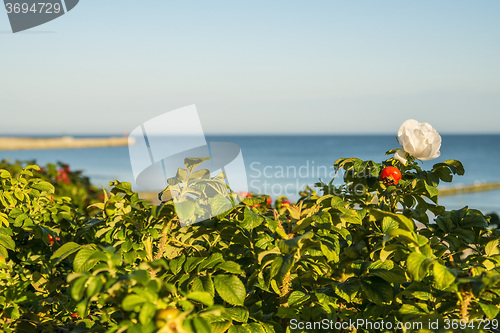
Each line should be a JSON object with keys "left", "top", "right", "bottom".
{"left": 0, "top": 136, "right": 132, "bottom": 150}
{"left": 439, "top": 181, "right": 500, "bottom": 196}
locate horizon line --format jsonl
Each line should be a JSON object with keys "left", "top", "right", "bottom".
{"left": 1, "top": 132, "right": 500, "bottom": 137}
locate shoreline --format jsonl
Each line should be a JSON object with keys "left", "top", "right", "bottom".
{"left": 0, "top": 136, "right": 131, "bottom": 150}
{"left": 439, "top": 181, "right": 500, "bottom": 196}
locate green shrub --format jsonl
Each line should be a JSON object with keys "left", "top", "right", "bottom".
{"left": 0, "top": 151, "right": 499, "bottom": 333}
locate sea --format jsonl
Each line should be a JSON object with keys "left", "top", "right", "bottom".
{"left": 1, "top": 135, "right": 499, "bottom": 215}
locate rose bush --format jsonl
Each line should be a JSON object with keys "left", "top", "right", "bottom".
{"left": 1, "top": 133, "right": 500, "bottom": 332}
{"left": 394, "top": 119, "right": 442, "bottom": 165}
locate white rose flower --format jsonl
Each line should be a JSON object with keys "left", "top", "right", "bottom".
{"left": 394, "top": 119, "right": 441, "bottom": 165}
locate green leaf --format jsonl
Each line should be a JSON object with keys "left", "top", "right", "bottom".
{"left": 73, "top": 247, "right": 98, "bottom": 273}
{"left": 122, "top": 294, "right": 146, "bottom": 311}
{"left": 443, "top": 160, "right": 465, "bottom": 175}
{"left": 460, "top": 211, "right": 488, "bottom": 228}
{"left": 334, "top": 280, "right": 360, "bottom": 303}
{"left": 32, "top": 181, "right": 55, "bottom": 193}
{"left": 228, "top": 325, "right": 252, "bottom": 333}
{"left": 190, "top": 169, "right": 210, "bottom": 181}
{"left": 214, "top": 275, "right": 246, "bottom": 306}
{"left": 385, "top": 228, "right": 419, "bottom": 245}
{"left": 485, "top": 239, "right": 500, "bottom": 257}
{"left": 50, "top": 242, "right": 82, "bottom": 264}
{"left": 291, "top": 216, "right": 313, "bottom": 233}
{"left": 191, "top": 317, "right": 212, "bottom": 333}
{"left": 436, "top": 215, "right": 453, "bottom": 233}
{"left": 192, "top": 276, "right": 215, "bottom": 296}
{"left": 479, "top": 302, "right": 500, "bottom": 319}
{"left": 240, "top": 208, "right": 264, "bottom": 230}
{"left": 406, "top": 252, "right": 433, "bottom": 281}
{"left": 433, "top": 263, "right": 455, "bottom": 290}
{"left": 139, "top": 302, "right": 157, "bottom": 325}
{"left": 71, "top": 276, "right": 88, "bottom": 301}
{"left": 169, "top": 255, "right": 186, "bottom": 275}
{"left": 184, "top": 257, "right": 204, "bottom": 273}
{"left": 368, "top": 260, "right": 406, "bottom": 285}
{"left": 382, "top": 217, "right": 399, "bottom": 233}
{"left": 337, "top": 207, "right": 362, "bottom": 225}
{"left": 0, "top": 213, "right": 8, "bottom": 227}
{"left": 198, "top": 253, "right": 224, "bottom": 271}
{"left": 399, "top": 304, "right": 427, "bottom": 315}
{"left": 216, "top": 261, "right": 244, "bottom": 274}
{"left": 371, "top": 208, "right": 414, "bottom": 231}
{"left": 0, "top": 234, "right": 15, "bottom": 251}
{"left": 287, "top": 291, "right": 310, "bottom": 306}
{"left": 361, "top": 277, "right": 393, "bottom": 305}
{"left": 0, "top": 170, "right": 11, "bottom": 178}
{"left": 25, "top": 165, "right": 40, "bottom": 171}
{"left": 277, "top": 232, "right": 314, "bottom": 254}
{"left": 85, "top": 276, "right": 103, "bottom": 298}
{"left": 209, "top": 194, "right": 233, "bottom": 216}
{"left": 187, "top": 291, "right": 214, "bottom": 306}
{"left": 432, "top": 166, "right": 453, "bottom": 183}
{"left": 185, "top": 157, "right": 211, "bottom": 172}
{"left": 176, "top": 168, "right": 188, "bottom": 183}
{"left": 424, "top": 182, "right": 439, "bottom": 203}
{"left": 0, "top": 245, "right": 8, "bottom": 258}
{"left": 225, "top": 307, "right": 249, "bottom": 323}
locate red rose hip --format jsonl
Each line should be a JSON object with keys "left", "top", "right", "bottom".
{"left": 380, "top": 166, "right": 402, "bottom": 185}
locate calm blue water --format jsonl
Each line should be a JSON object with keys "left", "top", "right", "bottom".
{"left": 1, "top": 135, "right": 499, "bottom": 214}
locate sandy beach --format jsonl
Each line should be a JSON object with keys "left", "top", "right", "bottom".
{"left": 0, "top": 136, "right": 131, "bottom": 150}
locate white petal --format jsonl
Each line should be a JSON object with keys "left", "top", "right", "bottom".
{"left": 394, "top": 149, "right": 407, "bottom": 165}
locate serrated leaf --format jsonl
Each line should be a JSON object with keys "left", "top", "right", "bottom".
{"left": 277, "top": 232, "right": 314, "bottom": 254}
{"left": 287, "top": 291, "right": 310, "bottom": 306}
{"left": 73, "top": 248, "right": 99, "bottom": 273}
{"left": 361, "top": 277, "right": 393, "bottom": 305}
{"left": 433, "top": 263, "right": 455, "bottom": 290}
{"left": 32, "top": 181, "right": 55, "bottom": 193}
{"left": 225, "top": 307, "right": 249, "bottom": 323}
{"left": 216, "top": 261, "right": 243, "bottom": 274}
{"left": 406, "top": 252, "right": 433, "bottom": 281}
{"left": 485, "top": 239, "right": 500, "bottom": 257}
{"left": 479, "top": 302, "right": 500, "bottom": 319}
{"left": 50, "top": 242, "right": 82, "bottom": 264}
{"left": 240, "top": 208, "right": 263, "bottom": 230}
{"left": 214, "top": 275, "right": 246, "bottom": 306}
{"left": 382, "top": 217, "right": 399, "bottom": 233}
{"left": 187, "top": 291, "right": 214, "bottom": 306}
{"left": 0, "top": 234, "right": 15, "bottom": 251}
{"left": 209, "top": 194, "right": 233, "bottom": 216}
{"left": 371, "top": 208, "right": 414, "bottom": 231}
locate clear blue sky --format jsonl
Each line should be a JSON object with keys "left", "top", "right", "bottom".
{"left": 1, "top": 1, "right": 499, "bottom": 135}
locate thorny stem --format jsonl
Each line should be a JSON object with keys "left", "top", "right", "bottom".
{"left": 460, "top": 287, "right": 472, "bottom": 321}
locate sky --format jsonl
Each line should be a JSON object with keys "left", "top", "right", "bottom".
{"left": 1, "top": 1, "right": 499, "bottom": 135}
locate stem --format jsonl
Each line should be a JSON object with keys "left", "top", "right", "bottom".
{"left": 155, "top": 220, "right": 174, "bottom": 260}
{"left": 460, "top": 288, "right": 472, "bottom": 321}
